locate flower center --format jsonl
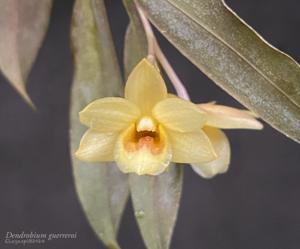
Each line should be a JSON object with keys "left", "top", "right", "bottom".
{"left": 136, "top": 116, "right": 156, "bottom": 132}
{"left": 124, "top": 117, "right": 163, "bottom": 155}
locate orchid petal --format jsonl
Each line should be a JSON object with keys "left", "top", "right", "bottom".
{"left": 75, "top": 129, "right": 118, "bottom": 162}
{"left": 198, "top": 103, "right": 263, "bottom": 129}
{"left": 153, "top": 98, "right": 207, "bottom": 132}
{"left": 125, "top": 58, "right": 167, "bottom": 114}
{"left": 79, "top": 97, "right": 140, "bottom": 132}
{"left": 191, "top": 127, "right": 230, "bottom": 178}
{"left": 168, "top": 129, "right": 217, "bottom": 163}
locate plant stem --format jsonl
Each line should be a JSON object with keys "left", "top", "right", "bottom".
{"left": 135, "top": 1, "right": 155, "bottom": 58}
{"left": 135, "top": 1, "right": 190, "bottom": 100}
{"left": 153, "top": 40, "right": 190, "bottom": 100}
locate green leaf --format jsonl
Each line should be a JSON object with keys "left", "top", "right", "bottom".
{"left": 123, "top": 3, "right": 183, "bottom": 249}
{"left": 138, "top": 0, "right": 300, "bottom": 143}
{"left": 0, "top": 0, "right": 53, "bottom": 108}
{"left": 70, "top": 0, "right": 128, "bottom": 248}
{"left": 129, "top": 166, "right": 183, "bottom": 249}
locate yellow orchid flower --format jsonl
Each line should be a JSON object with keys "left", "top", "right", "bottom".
{"left": 75, "top": 58, "right": 263, "bottom": 177}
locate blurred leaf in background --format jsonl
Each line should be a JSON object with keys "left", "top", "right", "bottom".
{"left": 70, "top": 0, "right": 128, "bottom": 248}
{"left": 0, "top": 0, "right": 53, "bottom": 107}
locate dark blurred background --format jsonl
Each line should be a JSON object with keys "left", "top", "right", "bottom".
{"left": 0, "top": 0, "right": 300, "bottom": 248}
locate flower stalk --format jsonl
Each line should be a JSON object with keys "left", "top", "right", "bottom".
{"left": 135, "top": 1, "right": 190, "bottom": 100}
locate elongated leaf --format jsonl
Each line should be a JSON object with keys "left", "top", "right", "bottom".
{"left": 70, "top": 1, "right": 128, "bottom": 248}
{"left": 138, "top": 0, "right": 300, "bottom": 143}
{"left": 129, "top": 166, "right": 183, "bottom": 249}
{"left": 123, "top": 2, "right": 183, "bottom": 248}
{"left": 0, "top": 0, "right": 53, "bottom": 107}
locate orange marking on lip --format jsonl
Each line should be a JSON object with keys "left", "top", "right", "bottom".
{"left": 137, "top": 136, "right": 154, "bottom": 149}
{"left": 125, "top": 135, "right": 163, "bottom": 155}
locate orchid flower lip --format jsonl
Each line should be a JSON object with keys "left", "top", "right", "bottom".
{"left": 124, "top": 116, "right": 162, "bottom": 156}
